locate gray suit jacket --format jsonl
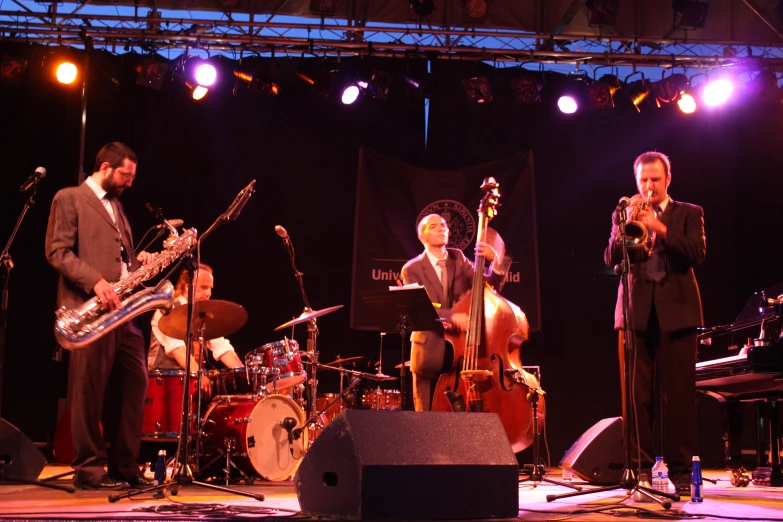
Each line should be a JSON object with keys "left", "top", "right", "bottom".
{"left": 46, "top": 181, "right": 140, "bottom": 310}
{"left": 400, "top": 248, "right": 504, "bottom": 379}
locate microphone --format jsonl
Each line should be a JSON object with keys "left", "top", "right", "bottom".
{"left": 19, "top": 167, "right": 46, "bottom": 193}
{"left": 146, "top": 203, "right": 182, "bottom": 236}
{"left": 155, "top": 219, "right": 183, "bottom": 229}
{"left": 280, "top": 417, "right": 298, "bottom": 445}
{"left": 225, "top": 180, "right": 256, "bottom": 221}
{"left": 615, "top": 197, "right": 631, "bottom": 211}
{"left": 274, "top": 225, "right": 289, "bottom": 240}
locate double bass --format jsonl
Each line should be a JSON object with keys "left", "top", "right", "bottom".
{"left": 431, "top": 177, "right": 545, "bottom": 453}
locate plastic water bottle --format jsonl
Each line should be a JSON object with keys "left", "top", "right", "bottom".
{"left": 690, "top": 456, "right": 704, "bottom": 502}
{"left": 651, "top": 456, "right": 669, "bottom": 494}
{"left": 153, "top": 449, "right": 166, "bottom": 486}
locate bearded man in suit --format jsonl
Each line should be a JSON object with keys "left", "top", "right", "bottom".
{"left": 400, "top": 213, "right": 505, "bottom": 412}
{"left": 604, "top": 151, "right": 706, "bottom": 489}
{"left": 46, "top": 142, "right": 157, "bottom": 490}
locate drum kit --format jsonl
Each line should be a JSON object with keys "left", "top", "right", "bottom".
{"left": 142, "top": 300, "right": 400, "bottom": 484}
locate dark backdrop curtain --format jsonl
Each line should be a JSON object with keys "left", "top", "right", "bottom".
{"left": 1, "top": 44, "right": 782, "bottom": 466}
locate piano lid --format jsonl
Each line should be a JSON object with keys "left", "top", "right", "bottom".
{"left": 735, "top": 282, "right": 783, "bottom": 322}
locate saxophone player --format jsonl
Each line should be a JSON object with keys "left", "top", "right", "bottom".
{"left": 604, "top": 151, "right": 706, "bottom": 493}
{"left": 45, "top": 142, "right": 156, "bottom": 490}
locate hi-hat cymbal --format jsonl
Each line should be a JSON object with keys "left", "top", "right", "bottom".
{"left": 394, "top": 360, "right": 412, "bottom": 369}
{"left": 365, "top": 373, "right": 398, "bottom": 382}
{"left": 274, "top": 304, "right": 344, "bottom": 331}
{"left": 158, "top": 300, "right": 247, "bottom": 341}
{"left": 326, "top": 355, "right": 366, "bottom": 366}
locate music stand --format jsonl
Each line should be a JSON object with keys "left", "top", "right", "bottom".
{"left": 361, "top": 287, "right": 442, "bottom": 411}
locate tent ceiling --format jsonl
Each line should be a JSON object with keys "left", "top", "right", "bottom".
{"left": 2, "top": 1, "right": 783, "bottom": 69}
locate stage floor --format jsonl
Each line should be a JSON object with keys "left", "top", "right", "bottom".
{"left": 0, "top": 466, "right": 780, "bottom": 521}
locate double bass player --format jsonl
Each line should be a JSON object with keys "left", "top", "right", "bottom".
{"left": 400, "top": 213, "right": 505, "bottom": 412}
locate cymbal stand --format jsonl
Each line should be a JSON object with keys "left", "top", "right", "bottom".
{"left": 507, "top": 368, "right": 578, "bottom": 491}
{"left": 110, "top": 184, "right": 263, "bottom": 503}
{"left": 276, "top": 226, "right": 321, "bottom": 445}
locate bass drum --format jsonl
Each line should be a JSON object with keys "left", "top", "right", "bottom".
{"left": 201, "top": 395, "right": 307, "bottom": 482}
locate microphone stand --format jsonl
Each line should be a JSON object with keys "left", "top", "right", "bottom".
{"left": 110, "top": 182, "right": 262, "bottom": 503}
{"left": 0, "top": 185, "right": 74, "bottom": 492}
{"left": 294, "top": 376, "right": 363, "bottom": 442}
{"left": 509, "top": 368, "right": 580, "bottom": 491}
{"left": 277, "top": 229, "right": 320, "bottom": 446}
{"left": 546, "top": 204, "right": 678, "bottom": 508}
{"left": 0, "top": 185, "right": 37, "bottom": 417}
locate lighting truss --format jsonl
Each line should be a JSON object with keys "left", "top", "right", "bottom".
{"left": 1, "top": 2, "right": 783, "bottom": 75}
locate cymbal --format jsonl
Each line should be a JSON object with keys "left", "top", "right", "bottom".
{"left": 274, "top": 304, "right": 344, "bottom": 331}
{"left": 365, "top": 373, "right": 398, "bottom": 382}
{"left": 158, "top": 300, "right": 247, "bottom": 341}
{"left": 394, "top": 360, "right": 411, "bottom": 369}
{"left": 326, "top": 355, "right": 366, "bottom": 366}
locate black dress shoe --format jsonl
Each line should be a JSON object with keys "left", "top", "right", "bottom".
{"left": 74, "top": 474, "right": 130, "bottom": 491}
{"left": 126, "top": 474, "right": 155, "bottom": 488}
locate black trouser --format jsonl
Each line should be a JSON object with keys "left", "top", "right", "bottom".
{"left": 631, "top": 303, "right": 699, "bottom": 472}
{"left": 68, "top": 319, "right": 148, "bottom": 481}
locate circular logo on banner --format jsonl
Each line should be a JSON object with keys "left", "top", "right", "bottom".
{"left": 417, "top": 200, "right": 476, "bottom": 251}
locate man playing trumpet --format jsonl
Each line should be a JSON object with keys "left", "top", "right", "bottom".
{"left": 604, "top": 151, "right": 706, "bottom": 492}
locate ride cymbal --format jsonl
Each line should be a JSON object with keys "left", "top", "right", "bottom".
{"left": 158, "top": 300, "right": 247, "bottom": 340}
{"left": 274, "top": 304, "right": 344, "bottom": 331}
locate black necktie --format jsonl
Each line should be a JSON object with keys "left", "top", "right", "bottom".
{"left": 646, "top": 206, "right": 665, "bottom": 282}
{"left": 436, "top": 259, "right": 449, "bottom": 306}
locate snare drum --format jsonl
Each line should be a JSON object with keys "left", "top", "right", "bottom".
{"left": 201, "top": 395, "right": 307, "bottom": 482}
{"left": 208, "top": 367, "right": 254, "bottom": 396}
{"left": 143, "top": 369, "right": 197, "bottom": 438}
{"left": 361, "top": 389, "right": 402, "bottom": 410}
{"left": 245, "top": 339, "right": 307, "bottom": 392}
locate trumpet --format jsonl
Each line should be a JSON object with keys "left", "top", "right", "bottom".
{"left": 621, "top": 190, "right": 658, "bottom": 256}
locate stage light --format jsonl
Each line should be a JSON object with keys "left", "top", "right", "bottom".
{"left": 557, "top": 95, "right": 578, "bottom": 114}
{"left": 56, "top": 61, "right": 79, "bottom": 85}
{"left": 622, "top": 75, "right": 652, "bottom": 111}
{"left": 409, "top": 0, "right": 434, "bottom": 17}
{"left": 588, "top": 74, "right": 620, "bottom": 108}
{"left": 586, "top": 0, "right": 619, "bottom": 27}
{"left": 341, "top": 84, "right": 360, "bottom": 104}
{"left": 461, "top": 76, "right": 493, "bottom": 104}
{"left": 136, "top": 59, "right": 168, "bottom": 90}
{"left": 651, "top": 73, "right": 689, "bottom": 107}
{"left": 295, "top": 62, "right": 335, "bottom": 97}
{"left": 678, "top": 93, "right": 697, "bottom": 113}
{"left": 747, "top": 70, "right": 782, "bottom": 104}
{"left": 510, "top": 74, "right": 543, "bottom": 104}
{"left": 0, "top": 54, "right": 28, "bottom": 85}
{"left": 309, "top": 0, "right": 338, "bottom": 16}
{"left": 702, "top": 78, "right": 733, "bottom": 107}
{"left": 365, "top": 70, "right": 393, "bottom": 100}
{"left": 184, "top": 81, "right": 208, "bottom": 100}
{"left": 673, "top": 0, "right": 710, "bottom": 30}
{"left": 462, "top": 0, "right": 488, "bottom": 23}
{"left": 233, "top": 66, "right": 280, "bottom": 96}
{"left": 194, "top": 62, "right": 217, "bottom": 87}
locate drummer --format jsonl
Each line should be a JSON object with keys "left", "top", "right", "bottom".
{"left": 148, "top": 263, "right": 244, "bottom": 393}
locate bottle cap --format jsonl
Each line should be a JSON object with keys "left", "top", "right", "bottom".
{"left": 692, "top": 456, "right": 700, "bottom": 461}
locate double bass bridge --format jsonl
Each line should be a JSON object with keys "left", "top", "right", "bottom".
{"left": 460, "top": 369, "right": 493, "bottom": 383}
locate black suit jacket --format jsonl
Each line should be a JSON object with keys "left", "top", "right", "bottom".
{"left": 604, "top": 199, "right": 705, "bottom": 333}
{"left": 400, "top": 248, "right": 504, "bottom": 378}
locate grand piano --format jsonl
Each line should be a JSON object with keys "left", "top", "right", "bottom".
{"left": 696, "top": 283, "right": 783, "bottom": 485}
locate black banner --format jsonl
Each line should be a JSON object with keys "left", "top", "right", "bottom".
{"left": 350, "top": 148, "right": 541, "bottom": 331}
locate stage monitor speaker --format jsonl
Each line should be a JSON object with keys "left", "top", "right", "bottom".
{"left": 295, "top": 410, "right": 519, "bottom": 520}
{"left": 0, "top": 417, "right": 47, "bottom": 482}
{"left": 559, "top": 416, "right": 625, "bottom": 485}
